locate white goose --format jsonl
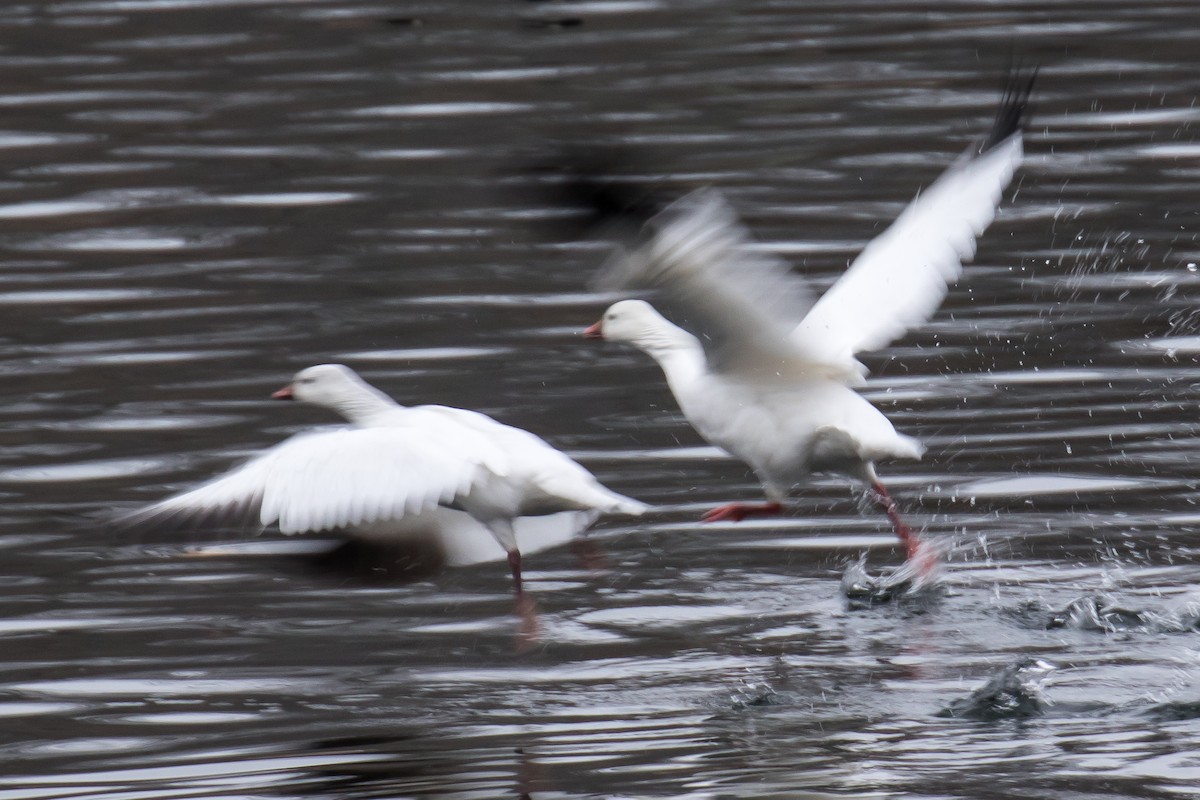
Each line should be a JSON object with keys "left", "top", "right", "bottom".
{"left": 118, "top": 364, "right": 647, "bottom": 592}
{"left": 583, "top": 72, "right": 1034, "bottom": 570}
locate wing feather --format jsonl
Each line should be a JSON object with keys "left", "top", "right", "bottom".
{"left": 596, "top": 189, "right": 844, "bottom": 382}
{"left": 590, "top": 70, "right": 1032, "bottom": 385}
{"left": 792, "top": 133, "right": 1023, "bottom": 367}
{"left": 114, "top": 427, "right": 490, "bottom": 536}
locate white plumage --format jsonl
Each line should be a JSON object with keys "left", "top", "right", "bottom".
{"left": 793, "top": 134, "right": 1024, "bottom": 373}
{"left": 118, "top": 364, "right": 647, "bottom": 590}
{"left": 585, "top": 73, "right": 1033, "bottom": 572}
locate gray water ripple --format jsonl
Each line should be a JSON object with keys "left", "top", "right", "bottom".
{"left": 0, "top": 1, "right": 1197, "bottom": 797}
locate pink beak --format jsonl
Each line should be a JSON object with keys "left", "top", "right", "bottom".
{"left": 271, "top": 384, "right": 295, "bottom": 400}
{"left": 583, "top": 320, "right": 604, "bottom": 340}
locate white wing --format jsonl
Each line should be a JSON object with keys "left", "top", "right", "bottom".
{"left": 793, "top": 133, "right": 1023, "bottom": 370}
{"left": 115, "top": 427, "right": 490, "bottom": 536}
{"left": 416, "top": 403, "right": 648, "bottom": 516}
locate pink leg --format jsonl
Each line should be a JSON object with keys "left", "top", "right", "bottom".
{"left": 507, "top": 548, "right": 542, "bottom": 649}
{"left": 871, "top": 481, "right": 937, "bottom": 575}
{"left": 507, "top": 549, "right": 523, "bottom": 595}
{"left": 702, "top": 501, "right": 784, "bottom": 523}
{"left": 870, "top": 482, "right": 919, "bottom": 558}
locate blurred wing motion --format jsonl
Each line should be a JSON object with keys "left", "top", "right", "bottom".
{"left": 597, "top": 189, "right": 837, "bottom": 382}
{"left": 114, "top": 427, "right": 490, "bottom": 536}
{"left": 597, "top": 69, "right": 1034, "bottom": 384}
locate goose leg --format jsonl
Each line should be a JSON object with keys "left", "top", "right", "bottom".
{"left": 702, "top": 501, "right": 783, "bottom": 523}
{"left": 488, "top": 519, "right": 542, "bottom": 645}
{"left": 870, "top": 481, "right": 936, "bottom": 575}
{"left": 507, "top": 548, "right": 524, "bottom": 595}
{"left": 486, "top": 520, "right": 526, "bottom": 595}
{"left": 869, "top": 482, "right": 918, "bottom": 557}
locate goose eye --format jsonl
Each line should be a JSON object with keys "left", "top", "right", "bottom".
{"left": 606, "top": 313, "right": 616, "bottom": 321}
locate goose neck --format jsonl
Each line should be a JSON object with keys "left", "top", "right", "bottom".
{"left": 637, "top": 329, "right": 707, "bottom": 390}
{"left": 330, "top": 386, "right": 401, "bottom": 425}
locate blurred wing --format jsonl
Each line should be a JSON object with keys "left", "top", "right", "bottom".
{"left": 793, "top": 132, "right": 1023, "bottom": 369}
{"left": 114, "top": 427, "right": 488, "bottom": 536}
{"left": 597, "top": 189, "right": 844, "bottom": 381}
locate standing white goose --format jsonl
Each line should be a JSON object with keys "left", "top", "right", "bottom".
{"left": 583, "top": 72, "right": 1035, "bottom": 571}
{"left": 118, "top": 364, "right": 647, "bottom": 593}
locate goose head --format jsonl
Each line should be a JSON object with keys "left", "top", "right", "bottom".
{"left": 272, "top": 364, "right": 375, "bottom": 408}
{"left": 272, "top": 364, "right": 398, "bottom": 423}
{"left": 585, "top": 299, "right": 669, "bottom": 342}
{"left": 584, "top": 299, "right": 696, "bottom": 355}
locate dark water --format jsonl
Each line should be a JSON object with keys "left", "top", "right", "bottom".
{"left": 3, "top": 1, "right": 1200, "bottom": 798}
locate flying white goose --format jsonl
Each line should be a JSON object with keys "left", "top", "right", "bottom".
{"left": 118, "top": 364, "right": 647, "bottom": 592}
{"left": 583, "top": 72, "right": 1035, "bottom": 570}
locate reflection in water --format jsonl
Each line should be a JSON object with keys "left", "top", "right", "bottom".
{"left": 0, "top": 0, "right": 1198, "bottom": 798}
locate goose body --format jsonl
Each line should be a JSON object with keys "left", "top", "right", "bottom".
{"left": 638, "top": 321, "right": 922, "bottom": 489}
{"left": 591, "top": 301, "right": 921, "bottom": 501}
{"left": 584, "top": 72, "right": 1034, "bottom": 568}
{"left": 120, "top": 364, "right": 647, "bottom": 591}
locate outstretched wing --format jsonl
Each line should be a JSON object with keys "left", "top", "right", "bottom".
{"left": 793, "top": 70, "right": 1034, "bottom": 368}
{"left": 114, "top": 427, "right": 489, "bottom": 536}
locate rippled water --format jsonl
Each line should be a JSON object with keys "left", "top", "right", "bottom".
{"left": 4, "top": 1, "right": 1200, "bottom": 798}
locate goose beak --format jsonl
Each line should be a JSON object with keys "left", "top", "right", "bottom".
{"left": 271, "top": 384, "right": 295, "bottom": 400}
{"left": 583, "top": 320, "right": 604, "bottom": 340}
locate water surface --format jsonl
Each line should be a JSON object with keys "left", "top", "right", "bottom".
{"left": 2, "top": 1, "right": 1200, "bottom": 798}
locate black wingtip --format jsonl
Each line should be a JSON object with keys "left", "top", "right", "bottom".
{"left": 522, "top": 147, "right": 670, "bottom": 235}
{"left": 567, "top": 171, "right": 664, "bottom": 229}
{"left": 981, "top": 64, "right": 1038, "bottom": 154}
